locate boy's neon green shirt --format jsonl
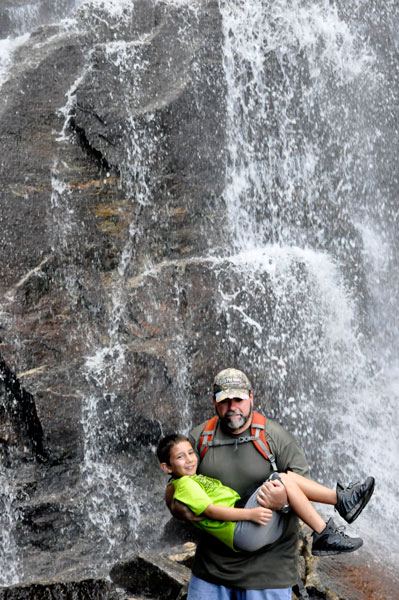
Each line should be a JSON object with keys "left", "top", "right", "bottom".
{"left": 171, "top": 473, "right": 241, "bottom": 550}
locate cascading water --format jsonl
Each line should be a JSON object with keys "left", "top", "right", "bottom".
{"left": 0, "top": 0, "right": 398, "bottom": 591}
{"left": 0, "top": 0, "right": 82, "bottom": 37}
{"left": 217, "top": 0, "right": 399, "bottom": 568}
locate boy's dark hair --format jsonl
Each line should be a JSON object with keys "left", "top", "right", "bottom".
{"left": 156, "top": 433, "right": 190, "bottom": 464}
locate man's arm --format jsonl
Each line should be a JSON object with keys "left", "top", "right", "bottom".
{"left": 256, "top": 420, "right": 311, "bottom": 509}
{"left": 165, "top": 483, "right": 204, "bottom": 522}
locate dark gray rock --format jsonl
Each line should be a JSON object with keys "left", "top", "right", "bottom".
{"left": 110, "top": 552, "right": 191, "bottom": 600}
{"left": 0, "top": 352, "right": 45, "bottom": 462}
{"left": 0, "top": 578, "right": 121, "bottom": 600}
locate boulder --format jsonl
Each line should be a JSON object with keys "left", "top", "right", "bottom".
{"left": 109, "top": 546, "right": 193, "bottom": 600}
{"left": 0, "top": 578, "right": 120, "bottom": 600}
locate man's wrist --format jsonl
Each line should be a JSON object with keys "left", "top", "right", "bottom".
{"left": 279, "top": 503, "right": 290, "bottom": 513}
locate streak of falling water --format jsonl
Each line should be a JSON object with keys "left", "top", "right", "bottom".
{"left": 0, "top": 472, "right": 21, "bottom": 585}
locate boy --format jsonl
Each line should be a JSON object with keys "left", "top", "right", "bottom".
{"left": 157, "top": 433, "right": 375, "bottom": 555}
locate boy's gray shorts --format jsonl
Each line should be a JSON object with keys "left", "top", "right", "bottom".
{"left": 233, "top": 488, "right": 283, "bottom": 552}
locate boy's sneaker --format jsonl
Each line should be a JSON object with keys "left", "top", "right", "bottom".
{"left": 335, "top": 476, "right": 375, "bottom": 524}
{"left": 311, "top": 518, "right": 363, "bottom": 556}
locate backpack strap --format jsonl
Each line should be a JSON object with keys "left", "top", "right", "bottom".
{"left": 292, "top": 578, "right": 310, "bottom": 600}
{"left": 251, "top": 412, "right": 278, "bottom": 472}
{"left": 198, "top": 412, "right": 278, "bottom": 472}
{"left": 198, "top": 415, "right": 218, "bottom": 459}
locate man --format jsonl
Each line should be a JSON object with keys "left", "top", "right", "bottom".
{"left": 166, "top": 367, "right": 310, "bottom": 599}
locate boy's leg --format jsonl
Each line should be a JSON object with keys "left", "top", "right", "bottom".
{"left": 274, "top": 473, "right": 364, "bottom": 556}
{"left": 281, "top": 471, "right": 375, "bottom": 524}
{"left": 277, "top": 473, "right": 326, "bottom": 533}
{"left": 280, "top": 471, "right": 336, "bottom": 504}
{"left": 233, "top": 489, "right": 283, "bottom": 552}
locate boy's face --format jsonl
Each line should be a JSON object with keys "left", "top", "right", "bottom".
{"left": 162, "top": 440, "right": 198, "bottom": 477}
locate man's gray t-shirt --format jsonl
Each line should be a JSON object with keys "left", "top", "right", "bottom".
{"left": 189, "top": 416, "right": 309, "bottom": 590}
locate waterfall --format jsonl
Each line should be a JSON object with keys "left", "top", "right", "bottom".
{"left": 218, "top": 0, "right": 399, "bottom": 566}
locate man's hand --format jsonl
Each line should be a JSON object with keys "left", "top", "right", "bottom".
{"left": 165, "top": 484, "right": 204, "bottom": 522}
{"left": 256, "top": 479, "right": 288, "bottom": 510}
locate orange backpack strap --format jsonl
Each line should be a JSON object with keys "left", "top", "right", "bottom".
{"left": 198, "top": 415, "right": 218, "bottom": 459}
{"left": 250, "top": 412, "right": 278, "bottom": 472}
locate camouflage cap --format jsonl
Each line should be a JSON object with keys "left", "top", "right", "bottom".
{"left": 213, "top": 368, "right": 252, "bottom": 403}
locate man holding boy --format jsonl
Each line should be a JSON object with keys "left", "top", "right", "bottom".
{"left": 166, "top": 367, "right": 309, "bottom": 599}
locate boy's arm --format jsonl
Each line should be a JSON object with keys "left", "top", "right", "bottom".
{"left": 165, "top": 483, "right": 204, "bottom": 522}
{"left": 203, "top": 503, "right": 272, "bottom": 525}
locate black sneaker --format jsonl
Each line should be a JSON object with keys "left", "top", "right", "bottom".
{"left": 335, "top": 476, "right": 375, "bottom": 524}
{"left": 311, "top": 518, "right": 363, "bottom": 556}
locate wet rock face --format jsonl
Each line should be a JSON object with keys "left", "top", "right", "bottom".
{"left": 295, "top": 526, "right": 399, "bottom": 600}
{"left": 73, "top": 0, "right": 228, "bottom": 274}
{"left": 0, "top": 0, "right": 376, "bottom": 476}
{"left": 0, "top": 0, "right": 229, "bottom": 585}
{"left": 0, "top": 0, "right": 226, "bottom": 459}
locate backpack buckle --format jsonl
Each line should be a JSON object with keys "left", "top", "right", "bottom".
{"left": 237, "top": 436, "right": 252, "bottom": 443}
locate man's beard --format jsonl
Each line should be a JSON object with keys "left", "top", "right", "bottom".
{"left": 221, "top": 409, "right": 252, "bottom": 431}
